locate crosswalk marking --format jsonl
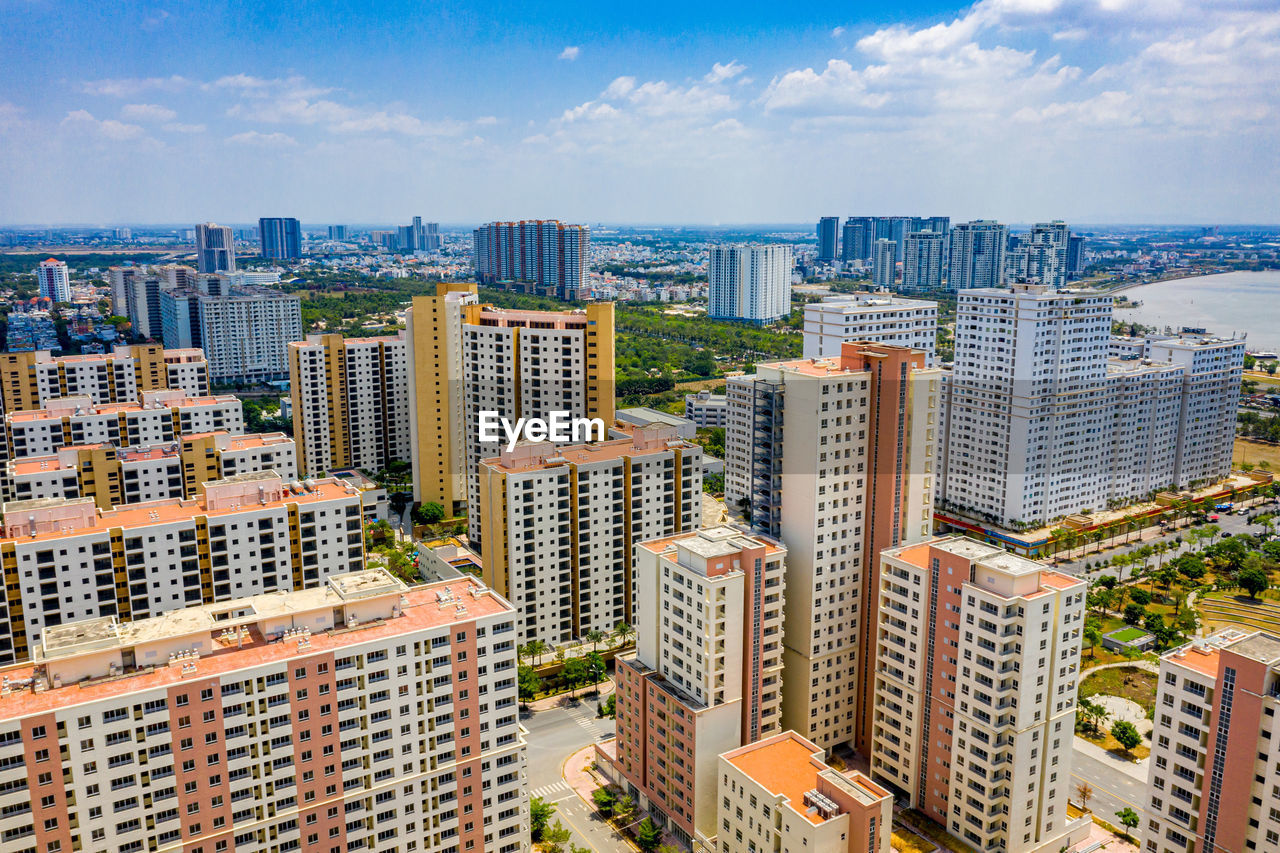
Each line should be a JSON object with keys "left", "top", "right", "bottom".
{"left": 531, "top": 780, "right": 570, "bottom": 799}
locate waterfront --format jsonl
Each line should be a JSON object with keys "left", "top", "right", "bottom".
{"left": 1113, "top": 270, "right": 1280, "bottom": 351}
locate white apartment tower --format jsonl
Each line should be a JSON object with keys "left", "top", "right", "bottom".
{"left": 0, "top": 570, "right": 529, "bottom": 853}
{"left": 194, "top": 222, "right": 236, "bottom": 273}
{"left": 725, "top": 343, "right": 940, "bottom": 754}
{"left": 1007, "top": 221, "right": 1070, "bottom": 288}
{"left": 870, "top": 239, "right": 896, "bottom": 290}
{"left": 477, "top": 425, "right": 702, "bottom": 646}
{"left": 37, "top": 258, "right": 71, "bottom": 302}
{"left": 802, "top": 293, "right": 938, "bottom": 364}
{"left": 289, "top": 333, "right": 412, "bottom": 476}
{"left": 872, "top": 537, "right": 1089, "bottom": 853}
{"left": 948, "top": 221, "right": 1007, "bottom": 291}
{"left": 708, "top": 244, "right": 793, "bottom": 324}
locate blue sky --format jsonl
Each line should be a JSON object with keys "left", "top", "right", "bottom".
{"left": 2, "top": 0, "right": 1278, "bottom": 225}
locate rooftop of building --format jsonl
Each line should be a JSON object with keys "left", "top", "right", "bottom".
{"left": 638, "top": 525, "right": 784, "bottom": 560}
{"left": 615, "top": 407, "right": 695, "bottom": 428}
{"left": 959, "top": 284, "right": 1108, "bottom": 299}
{"left": 722, "top": 731, "right": 890, "bottom": 825}
{"left": 0, "top": 574, "right": 510, "bottom": 722}
{"left": 809, "top": 292, "right": 939, "bottom": 310}
{"left": 482, "top": 427, "right": 693, "bottom": 474}
{"left": 7, "top": 393, "right": 238, "bottom": 423}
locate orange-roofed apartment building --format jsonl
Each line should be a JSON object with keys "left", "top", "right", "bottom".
{"left": 477, "top": 424, "right": 702, "bottom": 646}
{"left": 609, "top": 526, "right": 786, "bottom": 849}
{"left": 724, "top": 341, "right": 940, "bottom": 755}
{"left": 0, "top": 472, "right": 365, "bottom": 665}
{"left": 0, "top": 344, "right": 209, "bottom": 413}
{"left": 0, "top": 570, "right": 529, "bottom": 853}
{"left": 871, "top": 536, "right": 1090, "bottom": 853}
{"left": 1142, "top": 629, "right": 1280, "bottom": 853}
{"left": 718, "top": 731, "right": 892, "bottom": 853}
{"left": 3, "top": 431, "right": 296, "bottom": 508}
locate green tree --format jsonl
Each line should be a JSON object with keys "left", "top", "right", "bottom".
{"left": 601, "top": 693, "right": 616, "bottom": 718}
{"left": 542, "top": 820, "right": 571, "bottom": 853}
{"left": 1111, "top": 720, "right": 1142, "bottom": 754}
{"left": 614, "top": 794, "right": 637, "bottom": 826}
{"left": 518, "top": 665, "right": 542, "bottom": 705}
{"left": 584, "top": 629, "right": 606, "bottom": 652}
{"left": 1083, "top": 626, "right": 1102, "bottom": 658}
{"left": 585, "top": 651, "right": 606, "bottom": 693}
{"left": 1129, "top": 588, "right": 1152, "bottom": 606}
{"left": 563, "top": 656, "right": 590, "bottom": 696}
{"left": 592, "top": 786, "right": 616, "bottom": 816}
{"left": 530, "top": 797, "right": 554, "bottom": 841}
{"left": 526, "top": 639, "right": 547, "bottom": 666}
{"left": 614, "top": 621, "right": 634, "bottom": 646}
{"left": 1239, "top": 565, "right": 1270, "bottom": 599}
{"left": 1123, "top": 602, "right": 1146, "bottom": 625}
{"left": 1115, "top": 807, "right": 1140, "bottom": 836}
{"left": 635, "top": 817, "right": 663, "bottom": 852}
{"left": 414, "top": 502, "right": 446, "bottom": 525}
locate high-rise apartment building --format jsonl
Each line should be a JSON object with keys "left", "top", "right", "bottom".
{"left": 0, "top": 344, "right": 209, "bottom": 413}
{"left": 1066, "top": 234, "right": 1086, "bottom": 278}
{"left": 725, "top": 342, "right": 940, "bottom": 754}
{"left": 327, "top": 224, "right": 348, "bottom": 241}
{"left": 1006, "top": 221, "right": 1070, "bottom": 288}
{"left": 936, "top": 286, "right": 1244, "bottom": 526}
{"left": 843, "top": 217, "right": 877, "bottom": 262}
{"left": 4, "top": 389, "right": 243, "bottom": 460}
{"left": 872, "top": 537, "right": 1088, "bottom": 853}
{"left": 817, "top": 217, "right": 840, "bottom": 262}
{"left": 405, "top": 283, "right": 480, "bottom": 513}
{"left": 161, "top": 282, "right": 303, "bottom": 383}
{"left": 719, "top": 731, "right": 893, "bottom": 853}
{"left": 708, "top": 244, "right": 793, "bottom": 324}
{"left": 610, "top": 526, "right": 787, "bottom": 848}
{"left": 194, "top": 222, "right": 236, "bottom": 273}
{"left": 4, "top": 431, "right": 297, "bottom": 507}
{"left": 802, "top": 293, "right": 938, "bottom": 364}
{"left": 473, "top": 220, "right": 589, "bottom": 299}
{"left": 288, "top": 333, "right": 411, "bottom": 476}
{"left": 870, "top": 239, "right": 896, "bottom": 289}
{"left": 477, "top": 425, "right": 702, "bottom": 646}
{"left": 902, "top": 230, "right": 945, "bottom": 292}
{"left": 459, "top": 304, "right": 615, "bottom": 543}
{"left": 1142, "top": 629, "right": 1280, "bottom": 853}
{"left": 0, "top": 570, "right": 530, "bottom": 853}
{"left": 37, "top": 258, "right": 71, "bottom": 302}
{"left": 948, "top": 221, "right": 1007, "bottom": 291}
{"left": 258, "top": 216, "right": 303, "bottom": 260}
{"left": 0, "top": 472, "right": 365, "bottom": 663}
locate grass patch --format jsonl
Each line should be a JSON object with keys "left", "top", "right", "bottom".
{"left": 896, "top": 810, "right": 981, "bottom": 853}
{"left": 891, "top": 830, "right": 933, "bottom": 853}
{"left": 1077, "top": 728, "right": 1151, "bottom": 761}
{"left": 1081, "top": 666, "right": 1159, "bottom": 715}
{"left": 1109, "top": 627, "right": 1147, "bottom": 643}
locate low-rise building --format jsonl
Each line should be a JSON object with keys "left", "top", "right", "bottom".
{"left": 614, "top": 407, "right": 697, "bottom": 440}
{"left": 718, "top": 731, "right": 892, "bottom": 853}
{"left": 684, "top": 391, "right": 728, "bottom": 428}
{"left": 0, "top": 472, "right": 365, "bottom": 665}
{"left": 610, "top": 526, "right": 786, "bottom": 849}
{"left": 0, "top": 570, "right": 529, "bottom": 853}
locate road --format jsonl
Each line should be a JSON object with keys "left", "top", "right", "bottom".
{"left": 1072, "top": 743, "right": 1148, "bottom": 825}
{"left": 522, "top": 696, "right": 628, "bottom": 853}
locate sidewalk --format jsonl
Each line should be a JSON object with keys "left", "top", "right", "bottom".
{"left": 1073, "top": 735, "right": 1148, "bottom": 783}
{"left": 527, "top": 677, "right": 616, "bottom": 712}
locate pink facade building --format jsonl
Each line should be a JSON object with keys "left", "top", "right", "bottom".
{"left": 0, "top": 570, "right": 529, "bottom": 853}
{"left": 606, "top": 526, "right": 786, "bottom": 849}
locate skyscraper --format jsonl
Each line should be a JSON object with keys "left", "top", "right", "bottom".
{"left": 36, "top": 258, "right": 70, "bottom": 302}
{"left": 1067, "top": 233, "right": 1086, "bottom": 278}
{"left": 708, "top": 244, "right": 793, "bottom": 323}
{"left": 817, "top": 216, "right": 840, "bottom": 262}
{"left": 472, "top": 220, "right": 590, "bottom": 299}
{"left": 901, "top": 230, "right": 945, "bottom": 292}
{"left": 871, "top": 238, "right": 896, "bottom": 289}
{"left": 947, "top": 220, "right": 1006, "bottom": 290}
{"left": 258, "top": 216, "right": 303, "bottom": 260}
{"left": 843, "top": 216, "right": 877, "bottom": 261}
{"left": 725, "top": 342, "right": 940, "bottom": 753}
{"left": 194, "top": 222, "right": 236, "bottom": 273}
{"left": 327, "top": 224, "right": 348, "bottom": 240}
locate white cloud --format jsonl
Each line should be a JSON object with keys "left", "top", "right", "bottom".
{"left": 705, "top": 61, "right": 747, "bottom": 84}
{"left": 226, "top": 130, "right": 297, "bottom": 146}
{"left": 602, "top": 77, "right": 636, "bottom": 99}
{"left": 559, "top": 46, "right": 581, "bottom": 61}
{"left": 82, "top": 76, "right": 190, "bottom": 97}
{"left": 121, "top": 103, "right": 177, "bottom": 122}
{"left": 0, "top": 102, "right": 28, "bottom": 133}
{"left": 61, "top": 110, "right": 148, "bottom": 140}
{"left": 163, "top": 123, "right": 207, "bottom": 133}
{"left": 831, "top": 26, "right": 845, "bottom": 38}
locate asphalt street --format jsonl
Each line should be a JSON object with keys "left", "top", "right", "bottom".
{"left": 522, "top": 697, "right": 627, "bottom": 853}
{"left": 1071, "top": 742, "right": 1149, "bottom": 826}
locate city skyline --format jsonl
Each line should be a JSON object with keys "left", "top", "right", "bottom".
{"left": 2, "top": 1, "right": 1277, "bottom": 224}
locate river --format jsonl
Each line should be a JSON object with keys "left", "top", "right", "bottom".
{"left": 1112, "top": 271, "right": 1280, "bottom": 352}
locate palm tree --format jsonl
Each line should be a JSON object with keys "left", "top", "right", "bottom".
{"left": 613, "top": 621, "right": 634, "bottom": 647}
{"left": 584, "top": 629, "right": 605, "bottom": 653}
{"left": 527, "top": 639, "right": 547, "bottom": 667}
